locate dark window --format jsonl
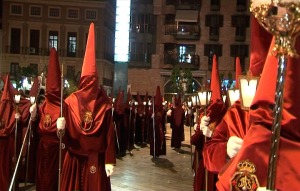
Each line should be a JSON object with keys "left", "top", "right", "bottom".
{"left": 10, "top": 62, "right": 19, "bottom": 76}
{"left": 130, "top": 13, "right": 155, "bottom": 34}
{"left": 49, "top": 7, "right": 60, "bottom": 18}
{"left": 206, "top": 15, "right": 223, "bottom": 41}
{"left": 67, "top": 32, "right": 77, "bottom": 57}
{"left": 211, "top": 0, "right": 220, "bottom": 11}
{"left": 11, "top": 4, "right": 22, "bottom": 15}
{"left": 204, "top": 44, "right": 222, "bottom": 70}
{"left": 49, "top": 31, "right": 58, "bottom": 50}
{"left": 68, "top": 9, "right": 79, "bottom": 19}
{"left": 30, "top": 6, "right": 41, "bottom": 16}
{"left": 231, "top": 15, "right": 250, "bottom": 27}
{"left": 237, "top": 0, "right": 247, "bottom": 12}
{"left": 230, "top": 44, "right": 249, "bottom": 58}
{"left": 10, "top": 28, "right": 21, "bottom": 54}
{"left": 29, "top": 30, "right": 40, "bottom": 55}
{"left": 86, "top": 10, "right": 97, "bottom": 20}
{"left": 235, "top": 27, "right": 246, "bottom": 41}
{"left": 129, "top": 42, "right": 153, "bottom": 63}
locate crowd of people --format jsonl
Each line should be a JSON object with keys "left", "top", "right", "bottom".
{"left": 1, "top": 14, "right": 300, "bottom": 191}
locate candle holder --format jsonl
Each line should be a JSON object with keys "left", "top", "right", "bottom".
{"left": 250, "top": 1, "right": 300, "bottom": 190}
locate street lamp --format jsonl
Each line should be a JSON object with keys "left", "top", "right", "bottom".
{"left": 227, "top": 88, "right": 240, "bottom": 107}
{"left": 238, "top": 75, "right": 260, "bottom": 110}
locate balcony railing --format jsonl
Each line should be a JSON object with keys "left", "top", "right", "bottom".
{"left": 165, "top": 24, "right": 200, "bottom": 40}
{"left": 164, "top": 52, "right": 199, "bottom": 66}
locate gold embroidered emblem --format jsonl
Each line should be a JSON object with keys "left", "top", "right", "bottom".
{"left": 80, "top": 111, "right": 93, "bottom": 132}
{"left": 43, "top": 114, "right": 52, "bottom": 129}
{"left": 0, "top": 119, "right": 5, "bottom": 129}
{"left": 90, "top": 165, "right": 96, "bottom": 174}
{"left": 230, "top": 160, "right": 260, "bottom": 191}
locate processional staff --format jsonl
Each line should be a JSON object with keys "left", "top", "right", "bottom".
{"left": 9, "top": 95, "right": 37, "bottom": 191}
{"left": 57, "top": 64, "right": 65, "bottom": 191}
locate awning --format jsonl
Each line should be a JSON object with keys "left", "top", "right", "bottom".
{"left": 175, "top": 10, "right": 199, "bottom": 23}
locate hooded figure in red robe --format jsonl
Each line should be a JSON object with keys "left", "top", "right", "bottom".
{"left": 170, "top": 94, "right": 185, "bottom": 149}
{"left": 124, "top": 88, "right": 135, "bottom": 151}
{"left": 134, "top": 91, "right": 144, "bottom": 144}
{"left": 203, "top": 16, "right": 273, "bottom": 190}
{"left": 191, "top": 54, "right": 227, "bottom": 191}
{"left": 35, "top": 48, "right": 66, "bottom": 191}
{"left": 150, "top": 86, "right": 166, "bottom": 157}
{"left": 0, "top": 74, "right": 19, "bottom": 190}
{"left": 114, "top": 89, "right": 127, "bottom": 156}
{"left": 60, "top": 23, "right": 116, "bottom": 191}
{"left": 217, "top": 37, "right": 300, "bottom": 191}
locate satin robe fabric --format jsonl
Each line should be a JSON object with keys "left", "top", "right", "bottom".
{"left": 61, "top": 80, "right": 116, "bottom": 191}
{"left": 217, "top": 40, "right": 300, "bottom": 191}
{"left": 203, "top": 100, "right": 249, "bottom": 174}
{"left": 170, "top": 105, "right": 185, "bottom": 148}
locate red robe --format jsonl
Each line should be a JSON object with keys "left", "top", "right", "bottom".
{"left": 203, "top": 100, "right": 249, "bottom": 174}
{"left": 191, "top": 100, "right": 227, "bottom": 191}
{"left": 170, "top": 106, "right": 185, "bottom": 148}
{"left": 61, "top": 85, "right": 116, "bottom": 191}
{"left": 217, "top": 57, "right": 300, "bottom": 191}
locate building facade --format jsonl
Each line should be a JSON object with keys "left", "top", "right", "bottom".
{"left": 1, "top": 0, "right": 251, "bottom": 101}
{"left": 126, "top": 0, "right": 250, "bottom": 101}
{"left": 1, "top": 0, "right": 116, "bottom": 95}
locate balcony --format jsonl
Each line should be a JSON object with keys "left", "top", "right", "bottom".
{"left": 165, "top": 24, "right": 200, "bottom": 40}
{"left": 164, "top": 52, "right": 199, "bottom": 68}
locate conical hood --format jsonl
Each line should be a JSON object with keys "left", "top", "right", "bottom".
{"left": 249, "top": 15, "right": 272, "bottom": 76}
{"left": 1, "top": 74, "right": 13, "bottom": 101}
{"left": 125, "top": 88, "right": 132, "bottom": 108}
{"left": 81, "top": 23, "right": 97, "bottom": 78}
{"left": 154, "top": 86, "right": 163, "bottom": 112}
{"left": 210, "top": 54, "right": 222, "bottom": 102}
{"left": 29, "top": 77, "right": 40, "bottom": 99}
{"left": 250, "top": 38, "right": 277, "bottom": 107}
{"left": 176, "top": 94, "right": 182, "bottom": 107}
{"left": 46, "top": 48, "right": 61, "bottom": 97}
{"left": 235, "top": 57, "right": 242, "bottom": 88}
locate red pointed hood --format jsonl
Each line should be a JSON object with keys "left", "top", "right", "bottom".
{"left": 154, "top": 86, "right": 163, "bottom": 113}
{"left": 1, "top": 74, "right": 13, "bottom": 102}
{"left": 46, "top": 48, "right": 61, "bottom": 101}
{"left": 249, "top": 15, "right": 272, "bottom": 76}
{"left": 250, "top": 38, "right": 277, "bottom": 107}
{"left": 29, "top": 77, "right": 40, "bottom": 98}
{"left": 210, "top": 55, "right": 222, "bottom": 102}
{"left": 65, "top": 23, "right": 111, "bottom": 135}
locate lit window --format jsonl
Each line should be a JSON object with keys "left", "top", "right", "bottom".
{"left": 49, "top": 31, "right": 58, "bottom": 50}
{"left": 67, "top": 32, "right": 77, "bottom": 57}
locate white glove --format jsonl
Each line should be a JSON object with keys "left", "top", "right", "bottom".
{"left": 200, "top": 116, "right": 212, "bottom": 137}
{"left": 29, "top": 103, "right": 37, "bottom": 119}
{"left": 105, "top": 164, "right": 114, "bottom": 177}
{"left": 56, "top": 117, "right": 66, "bottom": 131}
{"left": 15, "top": 113, "right": 20, "bottom": 119}
{"left": 227, "top": 136, "right": 243, "bottom": 158}
{"left": 194, "top": 123, "right": 198, "bottom": 131}
{"left": 256, "top": 187, "right": 267, "bottom": 191}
